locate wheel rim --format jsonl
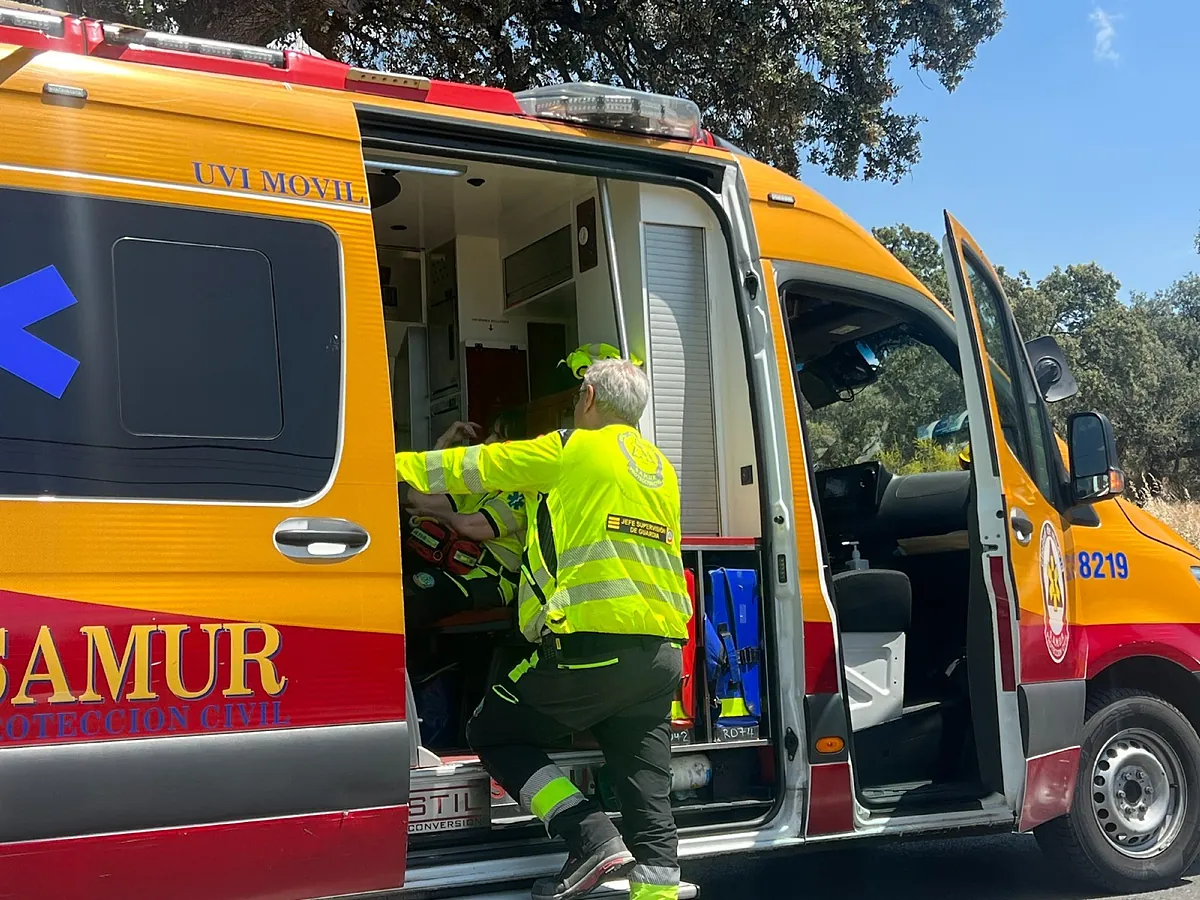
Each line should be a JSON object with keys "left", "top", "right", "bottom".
{"left": 1090, "top": 727, "right": 1187, "bottom": 858}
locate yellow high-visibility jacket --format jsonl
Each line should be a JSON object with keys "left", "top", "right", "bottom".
{"left": 451, "top": 490, "right": 526, "bottom": 603}
{"left": 396, "top": 425, "right": 691, "bottom": 642}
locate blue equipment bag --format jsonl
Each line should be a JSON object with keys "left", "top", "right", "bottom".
{"left": 705, "top": 568, "right": 762, "bottom": 730}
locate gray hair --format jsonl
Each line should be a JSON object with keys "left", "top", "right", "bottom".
{"left": 584, "top": 358, "right": 650, "bottom": 426}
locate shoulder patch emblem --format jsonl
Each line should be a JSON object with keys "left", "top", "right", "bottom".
{"left": 506, "top": 492, "right": 526, "bottom": 510}
{"left": 617, "top": 430, "right": 664, "bottom": 489}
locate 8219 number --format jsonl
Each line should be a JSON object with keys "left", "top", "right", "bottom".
{"left": 1077, "top": 551, "right": 1129, "bottom": 580}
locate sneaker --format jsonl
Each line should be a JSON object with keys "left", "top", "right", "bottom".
{"left": 531, "top": 836, "right": 635, "bottom": 900}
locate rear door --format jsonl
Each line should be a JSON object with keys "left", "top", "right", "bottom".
{"left": 942, "top": 212, "right": 1086, "bottom": 830}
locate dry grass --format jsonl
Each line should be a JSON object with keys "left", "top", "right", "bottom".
{"left": 1141, "top": 497, "right": 1200, "bottom": 547}
{"left": 1133, "top": 475, "right": 1200, "bottom": 547}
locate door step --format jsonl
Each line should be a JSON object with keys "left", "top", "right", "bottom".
{"left": 859, "top": 779, "right": 987, "bottom": 812}
{"left": 410, "top": 751, "right": 607, "bottom": 835}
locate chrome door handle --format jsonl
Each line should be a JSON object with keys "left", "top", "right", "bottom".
{"left": 274, "top": 517, "right": 370, "bottom": 563}
{"left": 1010, "top": 507, "right": 1034, "bottom": 546}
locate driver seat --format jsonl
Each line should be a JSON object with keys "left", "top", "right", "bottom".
{"left": 832, "top": 568, "right": 912, "bottom": 732}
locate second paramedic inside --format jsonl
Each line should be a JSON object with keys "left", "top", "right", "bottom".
{"left": 400, "top": 414, "right": 526, "bottom": 630}
{"left": 396, "top": 358, "right": 691, "bottom": 900}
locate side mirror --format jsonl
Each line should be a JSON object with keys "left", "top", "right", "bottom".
{"left": 1067, "top": 411, "right": 1125, "bottom": 504}
{"left": 1025, "top": 335, "right": 1078, "bottom": 403}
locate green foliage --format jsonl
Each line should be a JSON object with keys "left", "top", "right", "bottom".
{"left": 879, "top": 440, "right": 962, "bottom": 475}
{"left": 59, "top": 0, "right": 1005, "bottom": 182}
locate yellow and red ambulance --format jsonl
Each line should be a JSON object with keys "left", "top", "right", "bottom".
{"left": 2, "top": 4, "right": 1200, "bottom": 898}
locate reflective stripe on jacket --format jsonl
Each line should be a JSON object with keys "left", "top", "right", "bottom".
{"left": 396, "top": 425, "right": 690, "bottom": 642}
{"left": 453, "top": 490, "right": 526, "bottom": 603}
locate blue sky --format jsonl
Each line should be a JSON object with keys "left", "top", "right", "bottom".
{"left": 802, "top": 0, "right": 1199, "bottom": 300}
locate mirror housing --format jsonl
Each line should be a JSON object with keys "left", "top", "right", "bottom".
{"left": 1068, "top": 411, "right": 1125, "bottom": 504}
{"left": 1025, "top": 335, "right": 1078, "bottom": 403}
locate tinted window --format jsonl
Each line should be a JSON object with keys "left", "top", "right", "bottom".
{"left": 0, "top": 187, "right": 341, "bottom": 502}
{"left": 113, "top": 239, "right": 284, "bottom": 440}
{"left": 965, "top": 254, "right": 1056, "bottom": 500}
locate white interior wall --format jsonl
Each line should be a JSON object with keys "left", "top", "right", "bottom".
{"left": 637, "top": 184, "right": 760, "bottom": 538}
{"left": 456, "top": 235, "right": 523, "bottom": 348}
{"left": 574, "top": 182, "right": 642, "bottom": 358}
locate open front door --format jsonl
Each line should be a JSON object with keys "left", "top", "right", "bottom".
{"left": 941, "top": 212, "right": 1086, "bottom": 831}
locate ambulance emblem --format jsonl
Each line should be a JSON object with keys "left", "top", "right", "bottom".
{"left": 1040, "top": 521, "right": 1069, "bottom": 663}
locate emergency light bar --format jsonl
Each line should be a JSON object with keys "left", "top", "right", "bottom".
{"left": 515, "top": 83, "right": 703, "bottom": 142}
{"left": 102, "top": 23, "right": 286, "bottom": 68}
{"left": 0, "top": 5, "right": 63, "bottom": 36}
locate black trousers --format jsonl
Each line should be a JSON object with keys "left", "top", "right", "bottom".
{"left": 405, "top": 567, "right": 495, "bottom": 624}
{"left": 403, "top": 561, "right": 507, "bottom": 679}
{"left": 467, "top": 634, "right": 683, "bottom": 877}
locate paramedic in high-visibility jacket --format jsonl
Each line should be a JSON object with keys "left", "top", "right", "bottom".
{"left": 396, "top": 358, "right": 691, "bottom": 900}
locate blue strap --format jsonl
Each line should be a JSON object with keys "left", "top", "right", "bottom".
{"left": 714, "top": 568, "right": 756, "bottom": 716}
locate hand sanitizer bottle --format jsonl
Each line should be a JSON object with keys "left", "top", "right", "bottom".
{"left": 843, "top": 540, "right": 869, "bottom": 571}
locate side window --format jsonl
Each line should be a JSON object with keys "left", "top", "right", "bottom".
{"left": 963, "top": 253, "right": 1057, "bottom": 500}
{"left": 0, "top": 187, "right": 341, "bottom": 502}
{"left": 785, "top": 289, "right": 968, "bottom": 475}
{"left": 801, "top": 331, "right": 968, "bottom": 474}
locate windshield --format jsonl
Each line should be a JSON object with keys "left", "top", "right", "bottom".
{"left": 800, "top": 324, "right": 968, "bottom": 474}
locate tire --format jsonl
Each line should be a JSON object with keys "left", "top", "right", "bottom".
{"left": 1035, "top": 688, "right": 1200, "bottom": 893}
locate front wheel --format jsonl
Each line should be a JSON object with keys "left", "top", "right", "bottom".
{"left": 1036, "top": 688, "right": 1200, "bottom": 893}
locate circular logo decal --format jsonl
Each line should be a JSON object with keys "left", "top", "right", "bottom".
{"left": 1040, "top": 521, "right": 1069, "bottom": 663}
{"left": 413, "top": 571, "right": 437, "bottom": 590}
{"left": 617, "top": 430, "right": 664, "bottom": 489}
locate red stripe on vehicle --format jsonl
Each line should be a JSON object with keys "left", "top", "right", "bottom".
{"left": 988, "top": 556, "right": 1017, "bottom": 691}
{"left": 0, "top": 805, "right": 409, "bottom": 900}
{"left": 803, "top": 620, "right": 839, "bottom": 695}
{"left": 1019, "top": 748, "right": 1080, "bottom": 832}
{"left": 0, "top": 589, "right": 404, "bottom": 746}
{"left": 806, "top": 761, "right": 854, "bottom": 836}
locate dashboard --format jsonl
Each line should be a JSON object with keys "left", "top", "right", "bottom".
{"left": 817, "top": 461, "right": 887, "bottom": 515}
{"left": 815, "top": 462, "right": 971, "bottom": 553}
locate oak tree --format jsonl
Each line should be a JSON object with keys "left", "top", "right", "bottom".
{"left": 55, "top": 0, "right": 1004, "bottom": 181}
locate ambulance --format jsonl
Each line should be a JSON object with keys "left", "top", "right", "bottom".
{"left": 2, "top": 4, "right": 1200, "bottom": 899}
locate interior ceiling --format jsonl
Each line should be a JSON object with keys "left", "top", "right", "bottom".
{"left": 787, "top": 293, "right": 898, "bottom": 364}
{"left": 367, "top": 152, "right": 593, "bottom": 250}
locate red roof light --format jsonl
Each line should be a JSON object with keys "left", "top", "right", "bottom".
{"left": 0, "top": 7, "right": 567, "bottom": 122}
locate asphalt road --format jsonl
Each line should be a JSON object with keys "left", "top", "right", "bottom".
{"left": 683, "top": 833, "right": 1200, "bottom": 898}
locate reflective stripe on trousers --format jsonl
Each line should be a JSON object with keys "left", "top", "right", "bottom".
{"left": 519, "top": 764, "right": 585, "bottom": 823}
{"left": 628, "top": 885, "right": 678, "bottom": 900}
{"left": 629, "top": 864, "right": 680, "bottom": 900}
